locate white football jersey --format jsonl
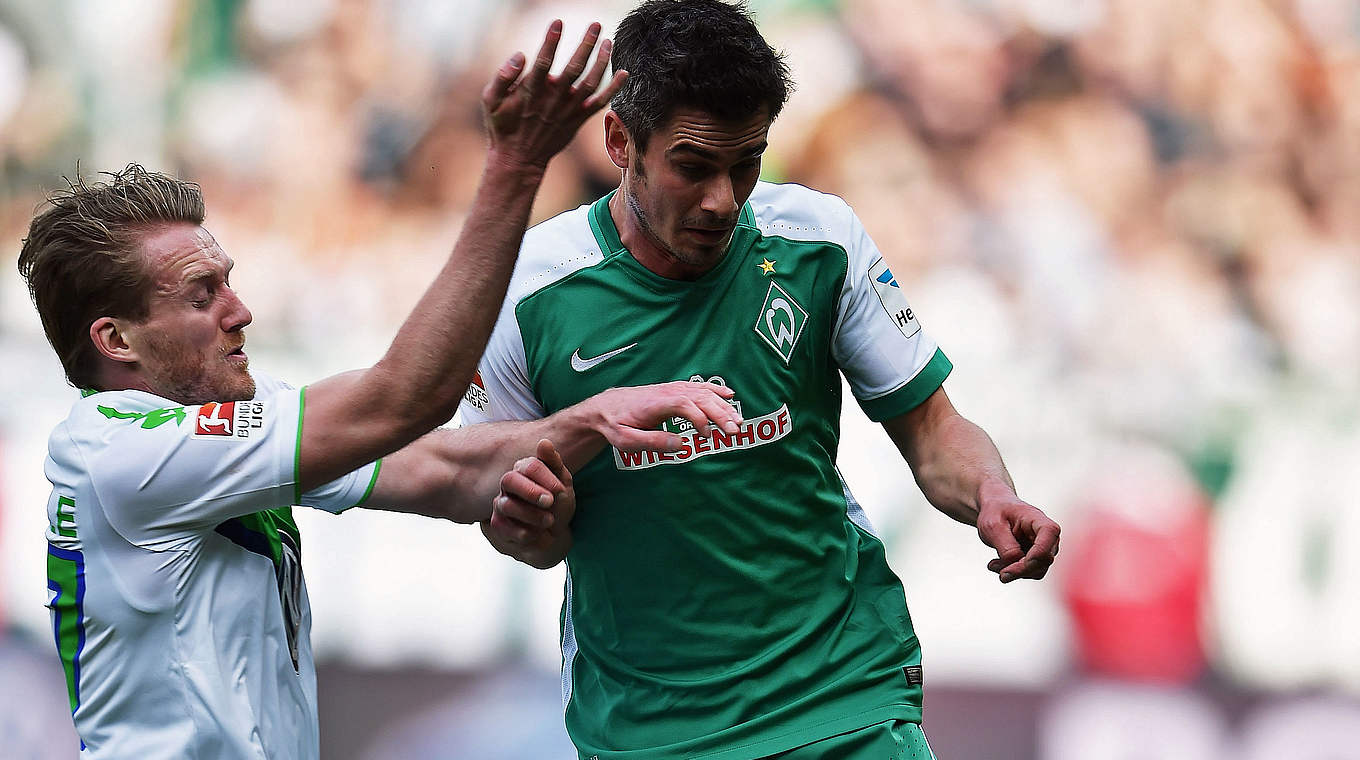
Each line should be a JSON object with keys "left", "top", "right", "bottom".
{"left": 42, "top": 372, "right": 378, "bottom": 758}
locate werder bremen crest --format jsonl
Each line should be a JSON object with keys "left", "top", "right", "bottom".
{"left": 754, "top": 281, "right": 808, "bottom": 364}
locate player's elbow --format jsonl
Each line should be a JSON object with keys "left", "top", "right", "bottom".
{"left": 364, "top": 363, "right": 466, "bottom": 440}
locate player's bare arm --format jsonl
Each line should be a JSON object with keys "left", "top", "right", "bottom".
{"left": 460, "top": 381, "right": 745, "bottom": 567}
{"left": 295, "top": 22, "right": 626, "bottom": 492}
{"left": 350, "top": 379, "right": 737, "bottom": 536}
{"left": 882, "top": 387, "right": 1061, "bottom": 583}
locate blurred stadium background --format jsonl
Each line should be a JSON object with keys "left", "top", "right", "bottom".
{"left": 2, "top": 0, "right": 1358, "bottom": 758}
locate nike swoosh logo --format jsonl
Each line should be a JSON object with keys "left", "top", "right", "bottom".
{"left": 571, "top": 342, "right": 638, "bottom": 372}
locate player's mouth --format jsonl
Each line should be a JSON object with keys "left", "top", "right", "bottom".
{"left": 684, "top": 226, "right": 730, "bottom": 245}
{"left": 226, "top": 344, "right": 248, "bottom": 364}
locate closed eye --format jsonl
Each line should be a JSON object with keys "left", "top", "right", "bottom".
{"left": 676, "top": 163, "right": 710, "bottom": 178}
{"left": 189, "top": 283, "right": 214, "bottom": 308}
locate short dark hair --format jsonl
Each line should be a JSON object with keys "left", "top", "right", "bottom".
{"left": 17, "top": 164, "right": 206, "bottom": 389}
{"left": 611, "top": 0, "right": 793, "bottom": 150}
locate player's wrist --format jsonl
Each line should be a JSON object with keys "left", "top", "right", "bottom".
{"left": 483, "top": 148, "right": 550, "bottom": 184}
{"left": 976, "top": 477, "right": 1017, "bottom": 510}
{"left": 560, "top": 394, "right": 610, "bottom": 441}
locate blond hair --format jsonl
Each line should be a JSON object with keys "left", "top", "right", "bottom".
{"left": 17, "top": 164, "right": 206, "bottom": 389}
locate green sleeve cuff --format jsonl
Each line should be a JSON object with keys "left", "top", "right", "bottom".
{"left": 293, "top": 385, "right": 307, "bottom": 505}
{"left": 352, "top": 459, "right": 382, "bottom": 509}
{"left": 856, "top": 348, "right": 953, "bottom": 422}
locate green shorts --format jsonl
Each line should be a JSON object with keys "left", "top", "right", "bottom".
{"left": 762, "top": 720, "right": 937, "bottom": 760}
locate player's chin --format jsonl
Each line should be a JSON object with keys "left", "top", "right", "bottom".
{"left": 676, "top": 243, "right": 727, "bottom": 266}
{"left": 221, "top": 365, "right": 256, "bottom": 401}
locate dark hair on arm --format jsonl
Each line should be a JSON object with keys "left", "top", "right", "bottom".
{"left": 17, "top": 164, "right": 205, "bottom": 389}
{"left": 610, "top": 0, "right": 793, "bottom": 151}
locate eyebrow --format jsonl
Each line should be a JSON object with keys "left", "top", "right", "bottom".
{"left": 179, "top": 259, "right": 234, "bottom": 290}
{"left": 667, "top": 142, "right": 768, "bottom": 162}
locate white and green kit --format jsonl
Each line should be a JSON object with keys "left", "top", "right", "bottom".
{"left": 461, "top": 182, "right": 953, "bottom": 759}
{"left": 42, "top": 372, "right": 379, "bottom": 758}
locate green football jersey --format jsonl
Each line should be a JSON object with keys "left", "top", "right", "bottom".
{"left": 461, "top": 182, "right": 952, "bottom": 759}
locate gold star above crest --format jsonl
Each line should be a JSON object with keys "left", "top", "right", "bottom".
{"left": 757, "top": 258, "right": 776, "bottom": 276}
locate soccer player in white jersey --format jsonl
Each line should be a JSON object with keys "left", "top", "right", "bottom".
{"left": 17, "top": 22, "right": 740, "bottom": 759}
{"left": 449, "top": 2, "right": 1065, "bottom": 759}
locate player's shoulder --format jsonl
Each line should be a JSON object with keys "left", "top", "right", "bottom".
{"left": 249, "top": 369, "right": 293, "bottom": 397}
{"left": 47, "top": 387, "right": 182, "bottom": 476}
{"left": 510, "top": 201, "right": 605, "bottom": 304}
{"left": 746, "top": 181, "right": 856, "bottom": 245}
{"left": 53, "top": 370, "right": 291, "bottom": 459}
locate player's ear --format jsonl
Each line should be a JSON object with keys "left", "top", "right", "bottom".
{"left": 90, "top": 317, "right": 140, "bottom": 365}
{"left": 604, "top": 110, "right": 631, "bottom": 170}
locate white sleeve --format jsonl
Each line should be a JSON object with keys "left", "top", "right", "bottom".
{"left": 831, "top": 205, "right": 952, "bottom": 422}
{"left": 89, "top": 387, "right": 378, "bottom": 545}
{"left": 459, "top": 304, "right": 544, "bottom": 424}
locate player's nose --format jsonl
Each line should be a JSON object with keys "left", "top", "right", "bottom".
{"left": 221, "top": 285, "right": 253, "bottom": 332}
{"left": 700, "top": 175, "right": 738, "bottom": 218}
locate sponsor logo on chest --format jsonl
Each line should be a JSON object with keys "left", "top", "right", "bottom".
{"left": 663, "top": 374, "right": 742, "bottom": 432}
{"left": 193, "top": 401, "right": 265, "bottom": 439}
{"left": 614, "top": 403, "right": 792, "bottom": 471}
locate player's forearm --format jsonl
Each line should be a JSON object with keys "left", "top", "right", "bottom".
{"left": 915, "top": 416, "right": 1014, "bottom": 525}
{"left": 365, "top": 159, "right": 545, "bottom": 436}
{"left": 359, "top": 429, "right": 487, "bottom": 522}
{"left": 883, "top": 392, "right": 1016, "bottom": 527}
{"left": 297, "top": 161, "right": 545, "bottom": 492}
{"left": 446, "top": 403, "right": 613, "bottom": 509}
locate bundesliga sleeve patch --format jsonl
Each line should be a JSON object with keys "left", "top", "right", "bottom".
{"left": 193, "top": 401, "right": 265, "bottom": 440}
{"left": 463, "top": 371, "right": 490, "bottom": 413}
{"left": 868, "top": 257, "right": 921, "bottom": 339}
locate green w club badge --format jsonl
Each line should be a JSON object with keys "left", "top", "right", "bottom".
{"left": 754, "top": 281, "right": 808, "bottom": 364}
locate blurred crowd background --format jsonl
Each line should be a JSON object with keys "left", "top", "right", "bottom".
{"left": 1, "top": 0, "right": 1358, "bottom": 758}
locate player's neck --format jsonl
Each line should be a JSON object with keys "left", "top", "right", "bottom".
{"left": 608, "top": 190, "right": 723, "bottom": 282}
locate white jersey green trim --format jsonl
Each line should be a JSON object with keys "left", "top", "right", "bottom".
{"left": 461, "top": 182, "right": 950, "bottom": 759}
{"left": 40, "top": 371, "right": 378, "bottom": 758}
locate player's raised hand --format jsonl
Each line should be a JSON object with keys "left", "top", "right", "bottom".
{"left": 589, "top": 381, "right": 744, "bottom": 453}
{"left": 482, "top": 20, "right": 627, "bottom": 170}
{"left": 976, "top": 484, "right": 1060, "bottom": 583}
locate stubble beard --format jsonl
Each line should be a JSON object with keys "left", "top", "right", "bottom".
{"left": 143, "top": 333, "right": 255, "bottom": 405}
{"left": 624, "top": 172, "right": 729, "bottom": 270}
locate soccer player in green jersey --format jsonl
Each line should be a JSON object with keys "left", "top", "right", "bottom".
{"left": 18, "top": 23, "right": 741, "bottom": 759}
{"left": 456, "top": 1, "right": 1063, "bottom": 758}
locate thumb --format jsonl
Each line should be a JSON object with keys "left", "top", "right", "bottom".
{"left": 979, "top": 516, "right": 1023, "bottom": 564}
{"left": 536, "top": 438, "right": 572, "bottom": 488}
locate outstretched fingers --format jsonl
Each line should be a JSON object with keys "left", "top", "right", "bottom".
{"left": 582, "top": 68, "right": 628, "bottom": 111}
{"left": 482, "top": 19, "right": 625, "bottom": 165}
{"left": 552, "top": 25, "right": 624, "bottom": 114}
{"left": 669, "top": 396, "right": 741, "bottom": 437}
{"left": 603, "top": 382, "right": 743, "bottom": 452}
{"left": 608, "top": 427, "right": 684, "bottom": 453}
{"left": 574, "top": 36, "right": 612, "bottom": 96}
{"left": 483, "top": 52, "right": 526, "bottom": 113}
{"left": 552, "top": 22, "right": 601, "bottom": 91}
{"left": 526, "top": 19, "right": 564, "bottom": 93}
